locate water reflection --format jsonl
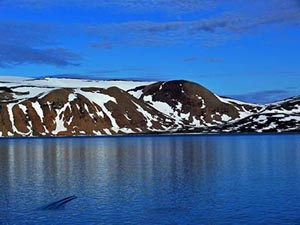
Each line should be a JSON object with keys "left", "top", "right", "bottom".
{"left": 0, "top": 134, "right": 299, "bottom": 224}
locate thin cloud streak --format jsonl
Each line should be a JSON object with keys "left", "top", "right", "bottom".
{"left": 183, "top": 56, "right": 199, "bottom": 62}
{"left": 182, "top": 56, "right": 224, "bottom": 63}
{"left": 0, "top": 44, "right": 80, "bottom": 67}
{"left": 0, "top": 22, "right": 81, "bottom": 67}
{"left": 87, "top": 4, "right": 300, "bottom": 47}
{"left": 90, "top": 42, "right": 114, "bottom": 49}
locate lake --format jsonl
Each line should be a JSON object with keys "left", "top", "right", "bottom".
{"left": 0, "top": 134, "right": 300, "bottom": 225}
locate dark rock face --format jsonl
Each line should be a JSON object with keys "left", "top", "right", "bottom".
{"left": 139, "top": 80, "right": 246, "bottom": 126}
{"left": 129, "top": 80, "right": 264, "bottom": 133}
{"left": 0, "top": 78, "right": 299, "bottom": 137}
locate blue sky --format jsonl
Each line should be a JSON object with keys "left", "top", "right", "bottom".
{"left": 0, "top": 0, "right": 299, "bottom": 103}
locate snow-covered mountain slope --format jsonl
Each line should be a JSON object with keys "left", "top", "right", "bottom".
{"left": 0, "top": 76, "right": 154, "bottom": 96}
{"left": 207, "top": 97, "right": 300, "bottom": 133}
{"left": 129, "top": 80, "right": 261, "bottom": 127}
{"left": 215, "top": 96, "right": 263, "bottom": 118}
{"left": 0, "top": 86, "right": 177, "bottom": 137}
{"left": 0, "top": 76, "right": 155, "bottom": 102}
{"left": 0, "top": 77, "right": 299, "bottom": 137}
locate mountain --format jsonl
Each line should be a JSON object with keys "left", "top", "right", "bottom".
{"left": 207, "top": 97, "right": 300, "bottom": 133}
{"left": 0, "top": 77, "right": 299, "bottom": 137}
{"left": 129, "top": 80, "right": 262, "bottom": 128}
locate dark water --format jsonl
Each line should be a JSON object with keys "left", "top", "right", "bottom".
{"left": 0, "top": 134, "right": 300, "bottom": 225}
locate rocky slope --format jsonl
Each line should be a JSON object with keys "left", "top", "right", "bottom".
{"left": 207, "top": 97, "right": 300, "bottom": 133}
{"left": 129, "top": 81, "right": 262, "bottom": 128}
{"left": 0, "top": 77, "right": 299, "bottom": 137}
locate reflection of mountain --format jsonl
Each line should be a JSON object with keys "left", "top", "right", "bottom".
{"left": 0, "top": 136, "right": 240, "bottom": 204}
{"left": 0, "top": 135, "right": 300, "bottom": 224}
{"left": 0, "top": 77, "right": 299, "bottom": 137}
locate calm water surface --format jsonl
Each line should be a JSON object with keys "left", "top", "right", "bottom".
{"left": 0, "top": 134, "right": 300, "bottom": 225}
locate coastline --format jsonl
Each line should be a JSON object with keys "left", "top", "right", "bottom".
{"left": 1, "top": 130, "right": 300, "bottom": 140}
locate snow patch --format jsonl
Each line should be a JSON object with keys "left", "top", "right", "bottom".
{"left": 124, "top": 113, "right": 131, "bottom": 120}
{"left": 18, "top": 104, "right": 27, "bottom": 114}
{"left": 76, "top": 89, "right": 119, "bottom": 131}
{"left": 181, "top": 112, "right": 190, "bottom": 120}
{"left": 129, "top": 89, "right": 143, "bottom": 99}
{"left": 7, "top": 104, "right": 17, "bottom": 133}
{"left": 221, "top": 114, "right": 232, "bottom": 122}
{"left": 256, "top": 115, "right": 268, "bottom": 123}
{"left": 93, "top": 130, "right": 102, "bottom": 135}
{"left": 68, "top": 93, "right": 77, "bottom": 102}
{"left": 1, "top": 76, "right": 154, "bottom": 91}
{"left": 103, "top": 128, "right": 112, "bottom": 135}
{"left": 32, "top": 102, "right": 44, "bottom": 122}
{"left": 12, "top": 87, "right": 52, "bottom": 100}
{"left": 120, "top": 128, "right": 135, "bottom": 133}
{"left": 52, "top": 103, "right": 70, "bottom": 135}
{"left": 176, "top": 102, "right": 182, "bottom": 110}
{"left": 132, "top": 101, "right": 154, "bottom": 128}
{"left": 279, "top": 115, "right": 300, "bottom": 122}
{"left": 144, "top": 95, "right": 174, "bottom": 115}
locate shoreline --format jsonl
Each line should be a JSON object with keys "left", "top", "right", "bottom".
{"left": 1, "top": 131, "right": 300, "bottom": 140}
